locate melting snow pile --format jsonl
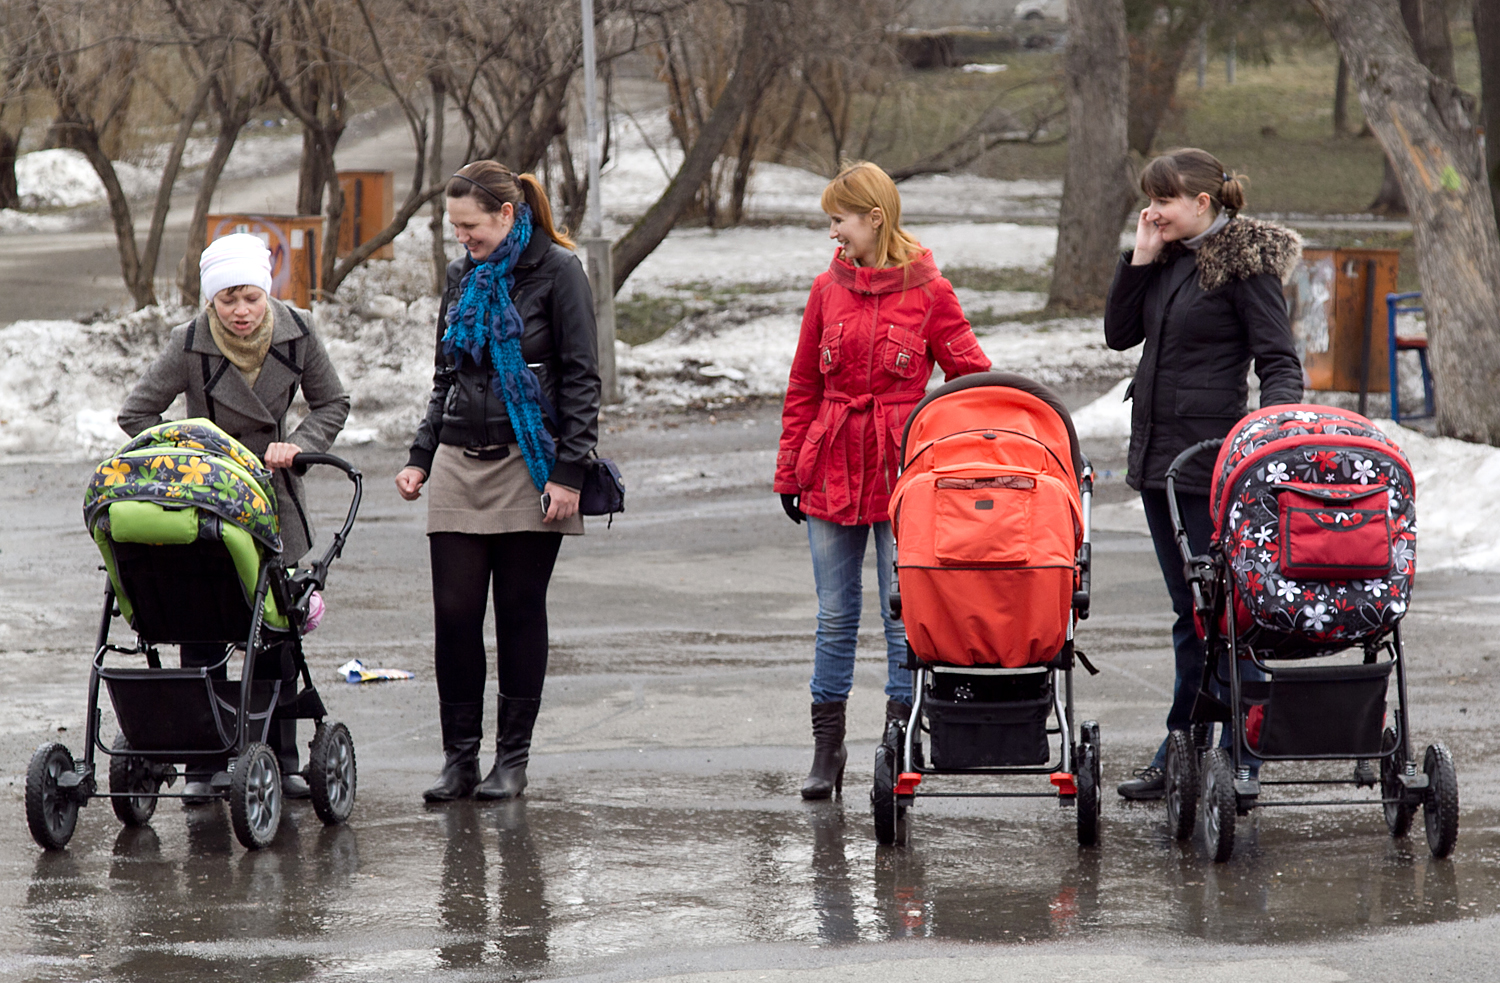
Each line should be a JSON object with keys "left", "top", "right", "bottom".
{"left": 15, "top": 149, "right": 158, "bottom": 210}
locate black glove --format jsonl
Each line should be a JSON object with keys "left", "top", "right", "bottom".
{"left": 780, "top": 493, "right": 805, "bottom": 524}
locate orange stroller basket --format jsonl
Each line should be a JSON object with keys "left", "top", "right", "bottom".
{"left": 874, "top": 373, "right": 1099, "bottom": 847}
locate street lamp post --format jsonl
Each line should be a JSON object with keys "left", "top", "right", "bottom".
{"left": 580, "top": 0, "right": 619, "bottom": 403}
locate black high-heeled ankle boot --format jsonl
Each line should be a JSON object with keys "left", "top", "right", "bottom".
{"left": 423, "top": 701, "right": 483, "bottom": 802}
{"left": 801, "top": 701, "right": 847, "bottom": 800}
{"left": 475, "top": 696, "right": 542, "bottom": 801}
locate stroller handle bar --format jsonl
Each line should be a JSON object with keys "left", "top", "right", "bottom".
{"left": 289, "top": 452, "right": 363, "bottom": 597}
{"left": 1164, "top": 438, "right": 1224, "bottom": 618}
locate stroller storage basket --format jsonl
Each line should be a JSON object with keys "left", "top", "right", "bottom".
{"left": 1253, "top": 660, "right": 1392, "bottom": 757}
{"left": 926, "top": 669, "right": 1052, "bottom": 768}
{"left": 102, "top": 668, "right": 280, "bottom": 754}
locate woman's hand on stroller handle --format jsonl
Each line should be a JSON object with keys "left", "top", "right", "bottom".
{"left": 264, "top": 442, "right": 304, "bottom": 469}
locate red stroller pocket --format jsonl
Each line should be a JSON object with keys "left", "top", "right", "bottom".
{"left": 933, "top": 475, "right": 1035, "bottom": 566}
{"left": 1278, "top": 484, "right": 1391, "bottom": 580}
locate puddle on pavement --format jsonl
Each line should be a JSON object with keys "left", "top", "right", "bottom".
{"left": 4, "top": 772, "right": 1499, "bottom": 982}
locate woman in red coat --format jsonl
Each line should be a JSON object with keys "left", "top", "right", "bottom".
{"left": 775, "top": 161, "right": 992, "bottom": 799}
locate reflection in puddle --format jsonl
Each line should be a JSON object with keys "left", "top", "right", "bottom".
{"left": 6, "top": 788, "right": 1499, "bottom": 978}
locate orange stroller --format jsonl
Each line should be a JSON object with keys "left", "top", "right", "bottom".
{"left": 875, "top": 372, "right": 1098, "bottom": 846}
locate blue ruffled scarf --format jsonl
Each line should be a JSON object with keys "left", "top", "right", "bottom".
{"left": 442, "top": 204, "right": 556, "bottom": 489}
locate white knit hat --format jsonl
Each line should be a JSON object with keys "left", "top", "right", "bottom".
{"left": 200, "top": 233, "right": 274, "bottom": 303}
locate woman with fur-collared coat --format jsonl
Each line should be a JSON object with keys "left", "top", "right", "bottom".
{"left": 119, "top": 233, "right": 349, "bottom": 802}
{"left": 776, "top": 161, "right": 991, "bottom": 800}
{"left": 1103, "top": 148, "right": 1303, "bottom": 801}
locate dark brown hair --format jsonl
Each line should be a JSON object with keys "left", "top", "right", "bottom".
{"left": 1139, "top": 148, "right": 1246, "bottom": 215}
{"left": 447, "top": 160, "right": 576, "bottom": 250}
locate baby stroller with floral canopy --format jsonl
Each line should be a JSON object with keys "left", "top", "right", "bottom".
{"left": 24, "top": 419, "right": 362, "bottom": 851}
{"left": 1162, "top": 404, "right": 1457, "bottom": 861}
{"left": 874, "top": 372, "right": 1099, "bottom": 847}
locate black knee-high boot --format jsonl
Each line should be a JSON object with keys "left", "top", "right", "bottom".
{"left": 475, "top": 696, "right": 542, "bottom": 801}
{"left": 801, "top": 701, "right": 847, "bottom": 800}
{"left": 424, "top": 701, "right": 483, "bottom": 802}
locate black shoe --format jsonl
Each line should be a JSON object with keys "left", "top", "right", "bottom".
{"left": 423, "top": 701, "right": 484, "bottom": 802}
{"left": 884, "top": 698, "right": 912, "bottom": 727}
{"left": 1117, "top": 765, "right": 1166, "bottom": 800}
{"left": 282, "top": 774, "right": 311, "bottom": 799}
{"left": 475, "top": 696, "right": 542, "bottom": 801}
{"left": 182, "top": 780, "right": 215, "bottom": 806}
{"left": 801, "top": 701, "right": 847, "bottom": 800}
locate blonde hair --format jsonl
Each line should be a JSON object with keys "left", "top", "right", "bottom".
{"left": 820, "top": 161, "right": 923, "bottom": 269}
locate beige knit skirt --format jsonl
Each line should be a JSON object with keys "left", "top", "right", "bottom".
{"left": 426, "top": 442, "right": 584, "bottom": 536}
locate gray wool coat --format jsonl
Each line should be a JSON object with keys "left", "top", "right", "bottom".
{"left": 118, "top": 299, "right": 350, "bottom": 562}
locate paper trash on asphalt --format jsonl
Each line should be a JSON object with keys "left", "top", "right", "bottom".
{"left": 336, "top": 658, "right": 414, "bottom": 683}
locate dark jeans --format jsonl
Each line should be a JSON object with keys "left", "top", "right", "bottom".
{"left": 429, "top": 531, "right": 563, "bottom": 703}
{"left": 1141, "top": 488, "right": 1259, "bottom": 772}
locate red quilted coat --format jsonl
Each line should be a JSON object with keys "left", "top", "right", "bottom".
{"left": 776, "top": 248, "right": 992, "bottom": 525}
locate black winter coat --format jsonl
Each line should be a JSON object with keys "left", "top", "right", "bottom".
{"left": 406, "top": 233, "right": 601, "bottom": 490}
{"left": 1104, "top": 216, "right": 1304, "bottom": 495}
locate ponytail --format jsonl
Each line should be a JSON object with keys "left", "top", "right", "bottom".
{"left": 448, "top": 160, "right": 576, "bottom": 250}
{"left": 1140, "top": 148, "right": 1248, "bottom": 216}
{"left": 517, "top": 172, "right": 576, "bottom": 250}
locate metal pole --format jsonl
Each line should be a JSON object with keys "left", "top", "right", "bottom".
{"left": 580, "top": 0, "right": 619, "bottom": 403}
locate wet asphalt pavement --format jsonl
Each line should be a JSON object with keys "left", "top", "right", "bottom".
{"left": 3, "top": 402, "right": 1500, "bottom": 982}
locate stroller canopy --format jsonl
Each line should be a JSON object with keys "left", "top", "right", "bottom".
{"left": 84, "top": 419, "right": 282, "bottom": 554}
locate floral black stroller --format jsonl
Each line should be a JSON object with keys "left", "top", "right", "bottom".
{"left": 876, "top": 373, "right": 1099, "bottom": 847}
{"left": 1163, "top": 405, "right": 1457, "bottom": 861}
{"left": 25, "top": 420, "right": 362, "bottom": 851}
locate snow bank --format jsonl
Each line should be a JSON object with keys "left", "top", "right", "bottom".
{"left": 1379, "top": 422, "right": 1500, "bottom": 572}
{"left": 15, "top": 149, "right": 157, "bottom": 210}
{"left": 1070, "top": 376, "right": 1133, "bottom": 440}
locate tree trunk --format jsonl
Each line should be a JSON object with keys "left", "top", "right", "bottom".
{"left": 179, "top": 115, "right": 245, "bottom": 305}
{"left": 1125, "top": 3, "right": 1208, "bottom": 156}
{"left": 1474, "top": 0, "right": 1500, "bottom": 227}
{"left": 298, "top": 127, "right": 331, "bottom": 215}
{"left": 1048, "top": 0, "right": 1135, "bottom": 314}
{"left": 1333, "top": 56, "right": 1349, "bottom": 136}
{"left": 1311, "top": 0, "right": 1500, "bottom": 444}
{"left": 611, "top": 2, "right": 780, "bottom": 293}
{"left": 0, "top": 128, "right": 18, "bottom": 209}
{"left": 1402, "top": 0, "right": 1454, "bottom": 84}
{"left": 429, "top": 75, "right": 448, "bottom": 296}
{"left": 1369, "top": 154, "right": 1408, "bottom": 213}
{"left": 72, "top": 121, "right": 152, "bottom": 308}
{"left": 137, "top": 74, "right": 212, "bottom": 309}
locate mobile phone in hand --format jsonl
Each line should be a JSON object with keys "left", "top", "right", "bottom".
{"left": 540, "top": 492, "right": 551, "bottom": 515}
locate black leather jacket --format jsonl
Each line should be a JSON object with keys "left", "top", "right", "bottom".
{"left": 406, "top": 234, "right": 601, "bottom": 490}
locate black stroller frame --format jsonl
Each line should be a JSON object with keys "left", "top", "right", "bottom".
{"left": 1163, "top": 438, "right": 1458, "bottom": 862}
{"left": 26, "top": 453, "right": 364, "bottom": 852}
{"left": 873, "top": 460, "right": 1100, "bottom": 848}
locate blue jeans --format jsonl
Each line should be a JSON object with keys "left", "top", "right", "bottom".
{"left": 806, "top": 517, "right": 911, "bottom": 705}
{"left": 1142, "top": 489, "right": 1259, "bottom": 774}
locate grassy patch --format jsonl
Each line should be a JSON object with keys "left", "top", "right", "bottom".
{"left": 944, "top": 265, "right": 1052, "bottom": 293}
{"left": 615, "top": 295, "right": 690, "bottom": 346}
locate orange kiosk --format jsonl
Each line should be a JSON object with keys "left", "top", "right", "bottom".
{"left": 336, "top": 170, "right": 395, "bottom": 260}
{"left": 205, "top": 214, "right": 323, "bottom": 308}
{"left": 1284, "top": 248, "right": 1400, "bottom": 405}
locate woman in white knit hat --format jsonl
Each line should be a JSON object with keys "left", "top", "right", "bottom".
{"left": 119, "top": 232, "right": 350, "bottom": 802}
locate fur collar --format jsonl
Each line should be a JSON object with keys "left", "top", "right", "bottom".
{"left": 1161, "top": 215, "right": 1303, "bottom": 292}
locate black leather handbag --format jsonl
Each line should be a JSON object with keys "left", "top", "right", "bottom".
{"left": 579, "top": 456, "right": 625, "bottom": 520}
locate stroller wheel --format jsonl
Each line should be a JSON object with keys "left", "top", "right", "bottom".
{"left": 26, "top": 742, "right": 81, "bottom": 851}
{"left": 1422, "top": 743, "right": 1459, "bottom": 859}
{"left": 871, "top": 741, "right": 907, "bottom": 846}
{"left": 1199, "top": 748, "right": 1236, "bottom": 863}
{"left": 1379, "top": 727, "right": 1415, "bottom": 838}
{"left": 108, "top": 735, "right": 160, "bottom": 827}
{"left": 1164, "top": 729, "right": 1198, "bottom": 841}
{"left": 230, "top": 742, "right": 282, "bottom": 850}
{"left": 1075, "top": 725, "right": 1101, "bottom": 847}
{"left": 308, "top": 721, "right": 357, "bottom": 826}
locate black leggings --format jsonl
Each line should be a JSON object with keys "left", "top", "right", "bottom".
{"left": 430, "top": 531, "right": 563, "bottom": 703}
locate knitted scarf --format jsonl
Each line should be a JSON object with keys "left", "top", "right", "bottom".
{"left": 207, "top": 304, "right": 275, "bottom": 388}
{"left": 442, "top": 204, "right": 556, "bottom": 489}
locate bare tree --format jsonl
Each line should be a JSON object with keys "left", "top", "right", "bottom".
{"left": 24, "top": 0, "right": 208, "bottom": 308}
{"left": 1310, "top": 0, "right": 1500, "bottom": 443}
{"left": 611, "top": 0, "right": 792, "bottom": 292}
{"left": 1124, "top": 0, "right": 1209, "bottom": 156}
{"left": 1476, "top": 0, "right": 1500, "bottom": 226}
{"left": 886, "top": 76, "right": 1065, "bottom": 182}
{"left": 1047, "top": 0, "right": 1135, "bottom": 314}
{"left": 163, "top": 0, "right": 275, "bottom": 303}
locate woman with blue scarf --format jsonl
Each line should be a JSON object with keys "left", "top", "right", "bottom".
{"left": 396, "top": 161, "right": 601, "bottom": 802}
